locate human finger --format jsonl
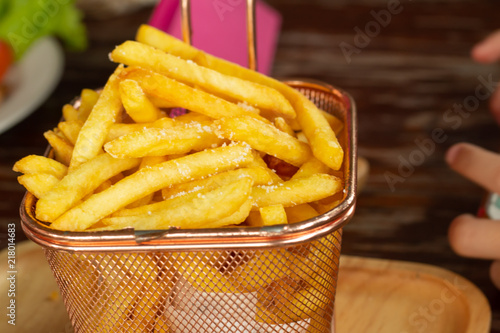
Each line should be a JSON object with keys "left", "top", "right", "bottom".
{"left": 471, "top": 30, "right": 500, "bottom": 63}
{"left": 446, "top": 143, "right": 500, "bottom": 194}
{"left": 448, "top": 214, "right": 500, "bottom": 260}
{"left": 490, "top": 260, "right": 500, "bottom": 290}
{"left": 488, "top": 84, "right": 500, "bottom": 125}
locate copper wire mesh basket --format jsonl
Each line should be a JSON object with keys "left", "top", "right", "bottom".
{"left": 19, "top": 1, "right": 357, "bottom": 332}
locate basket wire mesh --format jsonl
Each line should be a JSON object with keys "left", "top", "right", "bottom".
{"left": 41, "top": 230, "right": 342, "bottom": 333}
{"left": 19, "top": 1, "right": 357, "bottom": 332}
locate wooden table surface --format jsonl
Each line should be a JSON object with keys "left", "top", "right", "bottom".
{"left": 1, "top": 0, "right": 499, "bottom": 331}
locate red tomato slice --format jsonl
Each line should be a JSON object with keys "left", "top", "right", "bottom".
{"left": 0, "top": 40, "right": 13, "bottom": 82}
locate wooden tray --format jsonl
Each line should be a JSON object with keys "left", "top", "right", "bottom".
{"left": 336, "top": 256, "right": 491, "bottom": 333}
{"left": 0, "top": 241, "right": 491, "bottom": 332}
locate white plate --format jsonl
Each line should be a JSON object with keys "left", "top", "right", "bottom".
{"left": 0, "top": 37, "right": 64, "bottom": 135}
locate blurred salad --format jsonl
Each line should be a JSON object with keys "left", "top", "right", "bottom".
{"left": 0, "top": 0, "right": 87, "bottom": 81}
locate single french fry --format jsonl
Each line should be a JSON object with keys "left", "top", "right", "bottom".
{"left": 106, "top": 117, "right": 175, "bottom": 142}
{"left": 119, "top": 79, "right": 163, "bottom": 123}
{"left": 311, "top": 199, "right": 343, "bottom": 215}
{"left": 17, "top": 173, "right": 60, "bottom": 199}
{"left": 292, "top": 110, "right": 343, "bottom": 135}
{"left": 214, "top": 115, "right": 312, "bottom": 167}
{"left": 104, "top": 121, "right": 224, "bottom": 158}
{"left": 148, "top": 95, "right": 177, "bottom": 109}
{"left": 162, "top": 167, "right": 272, "bottom": 200}
{"left": 259, "top": 204, "right": 288, "bottom": 226}
{"left": 291, "top": 157, "right": 331, "bottom": 180}
{"left": 120, "top": 67, "right": 269, "bottom": 122}
{"left": 172, "top": 111, "right": 212, "bottom": 125}
{"left": 51, "top": 144, "right": 253, "bottom": 231}
{"left": 78, "top": 88, "right": 100, "bottom": 122}
{"left": 203, "top": 199, "right": 253, "bottom": 228}
{"left": 62, "top": 103, "right": 79, "bottom": 122}
{"left": 252, "top": 173, "right": 342, "bottom": 209}
{"left": 43, "top": 130, "right": 73, "bottom": 166}
{"left": 36, "top": 153, "right": 140, "bottom": 222}
{"left": 13, "top": 155, "right": 68, "bottom": 179}
{"left": 246, "top": 211, "right": 263, "bottom": 227}
{"left": 285, "top": 204, "right": 319, "bottom": 224}
{"left": 295, "top": 94, "right": 344, "bottom": 170}
{"left": 322, "top": 109, "right": 344, "bottom": 134}
{"left": 102, "top": 177, "right": 252, "bottom": 230}
{"left": 70, "top": 65, "right": 124, "bottom": 169}
{"left": 127, "top": 156, "right": 168, "bottom": 209}
{"left": 136, "top": 24, "right": 199, "bottom": 59}
{"left": 111, "top": 41, "right": 295, "bottom": 119}
{"left": 274, "top": 117, "right": 295, "bottom": 137}
{"left": 58, "top": 120, "right": 83, "bottom": 145}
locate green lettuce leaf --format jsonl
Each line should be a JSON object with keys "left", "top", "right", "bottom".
{"left": 0, "top": 0, "right": 87, "bottom": 60}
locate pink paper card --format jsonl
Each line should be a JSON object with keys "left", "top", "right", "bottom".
{"left": 148, "top": 0, "right": 281, "bottom": 75}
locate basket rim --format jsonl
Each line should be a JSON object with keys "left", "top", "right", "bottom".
{"left": 19, "top": 80, "right": 358, "bottom": 252}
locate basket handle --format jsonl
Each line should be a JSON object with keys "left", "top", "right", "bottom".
{"left": 180, "top": 0, "right": 258, "bottom": 71}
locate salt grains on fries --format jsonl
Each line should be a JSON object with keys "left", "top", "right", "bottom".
{"left": 110, "top": 41, "right": 296, "bottom": 119}
{"left": 70, "top": 65, "right": 124, "bottom": 169}
{"left": 214, "top": 115, "right": 312, "bottom": 167}
{"left": 51, "top": 144, "right": 254, "bottom": 231}
{"left": 136, "top": 24, "right": 344, "bottom": 170}
{"left": 13, "top": 24, "right": 346, "bottom": 232}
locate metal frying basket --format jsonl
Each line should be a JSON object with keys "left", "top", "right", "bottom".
{"left": 19, "top": 1, "right": 358, "bottom": 332}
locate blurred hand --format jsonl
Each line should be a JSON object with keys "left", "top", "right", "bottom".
{"left": 471, "top": 30, "right": 500, "bottom": 124}
{"left": 446, "top": 142, "right": 500, "bottom": 289}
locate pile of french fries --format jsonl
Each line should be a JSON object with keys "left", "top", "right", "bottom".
{"left": 14, "top": 24, "right": 345, "bottom": 232}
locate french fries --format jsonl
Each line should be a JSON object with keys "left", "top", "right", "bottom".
{"left": 13, "top": 24, "right": 346, "bottom": 232}
{"left": 13, "top": 24, "right": 350, "bottom": 331}
{"left": 36, "top": 153, "right": 140, "bottom": 222}
{"left": 104, "top": 120, "right": 224, "bottom": 158}
{"left": 51, "top": 144, "right": 254, "bottom": 231}
{"left": 110, "top": 41, "right": 296, "bottom": 119}
{"left": 137, "top": 24, "right": 344, "bottom": 169}
{"left": 119, "top": 79, "right": 163, "bottom": 123}
{"left": 70, "top": 65, "right": 124, "bottom": 169}
{"left": 13, "top": 155, "right": 67, "bottom": 178}
{"left": 101, "top": 177, "right": 253, "bottom": 230}
{"left": 251, "top": 173, "right": 343, "bottom": 209}
{"left": 214, "top": 115, "right": 312, "bottom": 167}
